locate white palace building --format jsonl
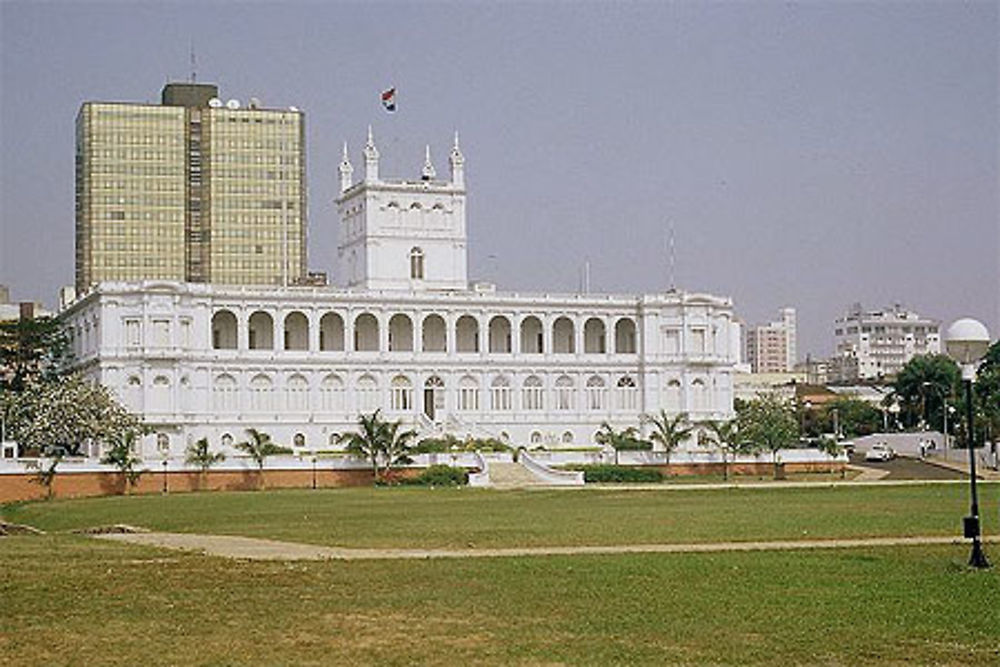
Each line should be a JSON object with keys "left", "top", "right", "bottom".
{"left": 62, "top": 130, "right": 740, "bottom": 459}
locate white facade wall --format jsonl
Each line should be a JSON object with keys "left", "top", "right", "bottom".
{"left": 63, "top": 282, "right": 737, "bottom": 459}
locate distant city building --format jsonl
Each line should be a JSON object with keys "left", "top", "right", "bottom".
{"left": 733, "top": 370, "right": 806, "bottom": 403}
{"left": 795, "top": 356, "right": 829, "bottom": 386}
{"left": 744, "top": 307, "right": 796, "bottom": 373}
{"left": 830, "top": 303, "right": 940, "bottom": 382}
{"left": 0, "top": 284, "right": 51, "bottom": 321}
{"left": 75, "top": 83, "right": 306, "bottom": 293}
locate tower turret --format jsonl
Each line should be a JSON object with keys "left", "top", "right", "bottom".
{"left": 339, "top": 142, "right": 353, "bottom": 193}
{"left": 421, "top": 145, "right": 436, "bottom": 181}
{"left": 363, "top": 125, "right": 379, "bottom": 182}
{"left": 449, "top": 131, "right": 465, "bottom": 188}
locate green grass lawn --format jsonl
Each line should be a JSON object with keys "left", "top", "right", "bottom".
{"left": 3, "top": 483, "right": 998, "bottom": 549}
{"left": 3, "top": 484, "right": 1000, "bottom": 665}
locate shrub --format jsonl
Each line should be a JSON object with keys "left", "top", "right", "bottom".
{"left": 413, "top": 436, "right": 510, "bottom": 454}
{"left": 569, "top": 465, "right": 663, "bottom": 484}
{"left": 401, "top": 465, "right": 469, "bottom": 487}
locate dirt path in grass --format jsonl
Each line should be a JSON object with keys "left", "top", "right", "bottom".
{"left": 92, "top": 532, "right": 1000, "bottom": 562}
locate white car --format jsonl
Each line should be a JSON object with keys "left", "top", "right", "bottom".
{"left": 865, "top": 443, "right": 896, "bottom": 462}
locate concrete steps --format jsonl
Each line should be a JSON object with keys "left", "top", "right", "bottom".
{"left": 487, "top": 462, "right": 549, "bottom": 489}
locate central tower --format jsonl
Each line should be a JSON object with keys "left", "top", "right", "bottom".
{"left": 336, "top": 129, "right": 468, "bottom": 291}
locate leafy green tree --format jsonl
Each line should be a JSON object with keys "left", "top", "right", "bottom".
{"left": 2, "top": 376, "right": 143, "bottom": 456}
{"left": 594, "top": 421, "right": 641, "bottom": 465}
{"left": 236, "top": 428, "right": 284, "bottom": 489}
{"left": 698, "top": 418, "right": 743, "bottom": 481}
{"left": 893, "top": 354, "right": 959, "bottom": 429}
{"left": 644, "top": 410, "right": 694, "bottom": 470}
{"left": 185, "top": 437, "right": 225, "bottom": 490}
{"left": 827, "top": 397, "right": 882, "bottom": 438}
{"left": 336, "top": 410, "right": 417, "bottom": 483}
{"left": 735, "top": 395, "right": 798, "bottom": 479}
{"left": 974, "top": 341, "right": 1000, "bottom": 444}
{"left": 101, "top": 432, "right": 144, "bottom": 494}
{"left": 0, "top": 316, "right": 70, "bottom": 392}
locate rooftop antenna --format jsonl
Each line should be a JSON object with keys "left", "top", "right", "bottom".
{"left": 667, "top": 221, "right": 677, "bottom": 291}
{"left": 189, "top": 40, "right": 197, "bottom": 83}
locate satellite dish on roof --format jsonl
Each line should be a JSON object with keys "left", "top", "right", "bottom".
{"left": 208, "top": 97, "right": 223, "bottom": 108}
{"left": 226, "top": 99, "right": 240, "bottom": 109}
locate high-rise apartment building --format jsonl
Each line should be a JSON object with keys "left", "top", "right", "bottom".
{"left": 744, "top": 306, "right": 797, "bottom": 373}
{"left": 830, "top": 303, "right": 940, "bottom": 382}
{"left": 75, "top": 83, "right": 305, "bottom": 292}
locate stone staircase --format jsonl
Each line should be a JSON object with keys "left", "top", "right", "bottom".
{"left": 486, "top": 462, "right": 549, "bottom": 489}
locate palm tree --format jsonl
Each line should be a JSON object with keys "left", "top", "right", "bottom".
{"left": 101, "top": 430, "right": 144, "bottom": 494}
{"left": 698, "top": 418, "right": 741, "bottom": 481}
{"left": 185, "top": 437, "right": 225, "bottom": 490}
{"left": 236, "top": 427, "right": 282, "bottom": 490}
{"left": 594, "top": 421, "right": 639, "bottom": 465}
{"left": 644, "top": 410, "right": 693, "bottom": 473}
{"left": 337, "top": 410, "right": 416, "bottom": 484}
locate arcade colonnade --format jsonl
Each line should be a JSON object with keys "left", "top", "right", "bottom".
{"left": 63, "top": 282, "right": 737, "bottom": 458}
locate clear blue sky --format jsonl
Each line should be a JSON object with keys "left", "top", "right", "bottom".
{"left": 1, "top": 1, "right": 997, "bottom": 357}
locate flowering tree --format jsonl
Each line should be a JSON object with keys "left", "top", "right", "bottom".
{"left": 2, "top": 376, "right": 143, "bottom": 456}
{"left": 0, "top": 316, "right": 70, "bottom": 392}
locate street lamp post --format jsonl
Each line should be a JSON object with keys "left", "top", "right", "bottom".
{"left": 161, "top": 458, "right": 168, "bottom": 494}
{"left": 944, "top": 318, "right": 992, "bottom": 569}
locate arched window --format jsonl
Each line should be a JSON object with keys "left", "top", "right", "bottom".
{"left": 520, "top": 316, "right": 544, "bottom": 354}
{"left": 283, "top": 311, "right": 309, "bottom": 351}
{"left": 221, "top": 433, "right": 234, "bottom": 448}
{"left": 286, "top": 374, "right": 309, "bottom": 411}
{"left": 293, "top": 433, "right": 306, "bottom": 448}
{"left": 522, "top": 375, "right": 544, "bottom": 411}
{"left": 212, "top": 310, "right": 238, "bottom": 349}
{"left": 490, "top": 375, "right": 512, "bottom": 411}
{"left": 553, "top": 317, "right": 575, "bottom": 354}
{"left": 691, "top": 378, "right": 707, "bottom": 412}
{"left": 388, "top": 314, "right": 414, "bottom": 352}
{"left": 456, "top": 315, "right": 479, "bottom": 353}
{"left": 248, "top": 311, "right": 274, "bottom": 350}
{"left": 665, "top": 379, "right": 682, "bottom": 411}
{"left": 561, "top": 431, "right": 574, "bottom": 444}
{"left": 530, "top": 431, "right": 543, "bottom": 445}
{"left": 213, "top": 374, "right": 238, "bottom": 412}
{"left": 249, "top": 374, "right": 274, "bottom": 411}
{"left": 390, "top": 375, "right": 414, "bottom": 412}
{"left": 319, "top": 312, "right": 345, "bottom": 351}
{"left": 488, "top": 316, "right": 512, "bottom": 353}
{"left": 409, "top": 247, "right": 424, "bottom": 280}
{"left": 615, "top": 375, "right": 637, "bottom": 411}
{"left": 354, "top": 313, "right": 379, "bottom": 352}
{"left": 422, "top": 314, "right": 447, "bottom": 352}
{"left": 584, "top": 317, "right": 606, "bottom": 354}
{"left": 320, "top": 374, "right": 345, "bottom": 412}
{"left": 156, "top": 433, "right": 170, "bottom": 454}
{"left": 356, "top": 374, "right": 378, "bottom": 412}
{"left": 423, "top": 375, "right": 445, "bottom": 420}
{"left": 615, "top": 318, "right": 637, "bottom": 354}
{"left": 459, "top": 375, "right": 479, "bottom": 412}
{"left": 555, "top": 375, "right": 574, "bottom": 411}
{"left": 586, "top": 375, "right": 606, "bottom": 411}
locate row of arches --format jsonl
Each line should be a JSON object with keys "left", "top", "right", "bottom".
{"left": 211, "top": 309, "right": 638, "bottom": 354}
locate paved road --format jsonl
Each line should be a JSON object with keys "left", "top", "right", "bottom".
{"left": 849, "top": 453, "right": 965, "bottom": 480}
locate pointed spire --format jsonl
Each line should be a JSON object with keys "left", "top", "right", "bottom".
{"left": 421, "top": 145, "right": 436, "bottom": 181}
{"left": 363, "top": 125, "right": 379, "bottom": 182}
{"left": 449, "top": 130, "right": 465, "bottom": 188}
{"left": 339, "top": 141, "right": 353, "bottom": 193}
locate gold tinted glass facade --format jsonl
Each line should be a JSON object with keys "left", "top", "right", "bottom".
{"left": 75, "top": 91, "right": 305, "bottom": 292}
{"left": 204, "top": 109, "right": 305, "bottom": 286}
{"left": 76, "top": 103, "right": 187, "bottom": 290}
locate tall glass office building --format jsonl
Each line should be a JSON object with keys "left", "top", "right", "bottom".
{"left": 75, "top": 83, "right": 305, "bottom": 292}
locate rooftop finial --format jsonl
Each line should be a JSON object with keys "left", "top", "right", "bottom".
{"left": 339, "top": 141, "right": 353, "bottom": 193}
{"left": 449, "top": 130, "right": 465, "bottom": 187}
{"left": 364, "top": 126, "right": 379, "bottom": 181}
{"left": 422, "top": 145, "right": 437, "bottom": 181}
